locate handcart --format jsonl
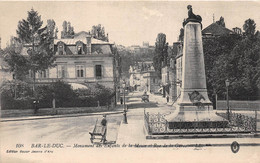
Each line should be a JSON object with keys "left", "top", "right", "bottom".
{"left": 89, "top": 119, "right": 107, "bottom": 143}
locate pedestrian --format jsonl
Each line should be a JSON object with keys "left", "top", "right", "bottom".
{"left": 101, "top": 114, "right": 107, "bottom": 126}
{"left": 166, "top": 96, "right": 169, "bottom": 103}
{"left": 101, "top": 114, "right": 107, "bottom": 142}
{"left": 33, "top": 99, "right": 39, "bottom": 114}
{"left": 120, "top": 97, "right": 123, "bottom": 105}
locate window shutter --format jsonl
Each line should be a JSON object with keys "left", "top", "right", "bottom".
{"left": 102, "top": 65, "right": 104, "bottom": 78}
{"left": 58, "top": 66, "right": 61, "bottom": 78}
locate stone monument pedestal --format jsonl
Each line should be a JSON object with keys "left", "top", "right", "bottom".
{"left": 166, "top": 21, "right": 228, "bottom": 129}
{"left": 166, "top": 105, "right": 228, "bottom": 129}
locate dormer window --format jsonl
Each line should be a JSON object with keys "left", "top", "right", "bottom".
{"left": 76, "top": 41, "right": 84, "bottom": 55}
{"left": 57, "top": 42, "right": 65, "bottom": 55}
{"left": 59, "top": 45, "right": 64, "bottom": 55}
{"left": 77, "top": 45, "right": 82, "bottom": 55}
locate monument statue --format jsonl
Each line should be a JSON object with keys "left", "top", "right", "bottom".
{"left": 183, "top": 5, "right": 202, "bottom": 27}
{"left": 166, "top": 6, "right": 228, "bottom": 129}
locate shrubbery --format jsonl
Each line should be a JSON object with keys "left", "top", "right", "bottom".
{"left": 0, "top": 80, "right": 34, "bottom": 110}
{"left": 1, "top": 80, "right": 114, "bottom": 110}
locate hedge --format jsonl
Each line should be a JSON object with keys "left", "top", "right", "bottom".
{"left": 1, "top": 81, "right": 114, "bottom": 110}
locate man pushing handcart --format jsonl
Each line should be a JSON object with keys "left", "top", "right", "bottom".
{"left": 89, "top": 114, "right": 107, "bottom": 143}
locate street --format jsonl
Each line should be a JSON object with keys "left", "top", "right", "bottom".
{"left": 1, "top": 91, "right": 260, "bottom": 163}
{"left": 0, "top": 91, "right": 171, "bottom": 145}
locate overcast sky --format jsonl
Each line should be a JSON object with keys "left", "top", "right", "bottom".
{"left": 0, "top": 1, "right": 260, "bottom": 48}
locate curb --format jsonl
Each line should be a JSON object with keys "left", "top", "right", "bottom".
{"left": 0, "top": 110, "right": 124, "bottom": 122}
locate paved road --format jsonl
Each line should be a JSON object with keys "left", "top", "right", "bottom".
{"left": 1, "top": 91, "right": 260, "bottom": 163}
{"left": 0, "top": 92, "right": 154, "bottom": 145}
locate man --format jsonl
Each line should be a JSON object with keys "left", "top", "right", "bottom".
{"left": 101, "top": 114, "right": 107, "bottom": 142}
{"left": 33, "top": 98, "right": 40, "bottom": 114}
{"left": 101, "top": 114, "right": 107, "bottom": 126}
{"left": 166, "top": 96, "right": 169, "bottom": 103}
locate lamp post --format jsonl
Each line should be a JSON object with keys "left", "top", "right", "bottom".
{"left": 225, "top": 79, "right": 230, "bottom": 121}
{"left": 122, "top": 80, "right": 128, "bottom": 124}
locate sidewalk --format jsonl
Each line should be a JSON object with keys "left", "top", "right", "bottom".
{"left": 116, "top": 109, "right": 260, "bottom": 146}
{"left": 0, "top": 105, "right": 125, "bottom": 122}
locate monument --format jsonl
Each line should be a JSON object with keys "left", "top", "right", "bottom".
{"left": 166, "top": 5, "right": 228, "bottom": 129}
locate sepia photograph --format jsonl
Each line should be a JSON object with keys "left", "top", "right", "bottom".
{"left": 0, "top": 1, "right": 260, "bottom": 162}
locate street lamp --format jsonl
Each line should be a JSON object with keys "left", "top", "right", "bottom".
{"left": 225, "top": 79, "right": 230, "bottom": 121}
{"left": 122, "top": 80, "right": 128, "bottom": 124}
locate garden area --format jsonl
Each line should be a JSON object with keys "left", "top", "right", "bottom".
{"left": 0, "top": 80, "right": 115, "bottom": 110}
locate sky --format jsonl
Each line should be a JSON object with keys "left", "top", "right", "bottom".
{"left": 0, "top": 1, "right": 260, "bottom": 48}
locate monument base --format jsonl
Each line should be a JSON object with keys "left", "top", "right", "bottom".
{"left": 165, "top": 104, "right": 228, "bottom": 129}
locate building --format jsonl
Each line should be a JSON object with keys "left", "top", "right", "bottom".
{"left": 174, "top": 42, "right": 183, "bottom": 99}
{"left": 127, "top": 42, "right": 155, "bottom": 54}
{"left": 160, "top": 43, "right": 181, "bottom": 101}
{"left": 129, "top": 61, "right": 160, "bottom": 92}
{"left": 202, "top": 22, "right": 235, "bottom": 38}
{"left": 232, "top": 27, "right": 242, "bottom": 35}
{"left": 18, "top": 31, "right": 120, "bottom": 105}
{"left": 25, "top": 31, "right": 116, "bottom": 89}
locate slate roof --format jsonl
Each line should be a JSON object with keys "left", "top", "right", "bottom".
{"left": 55, "top": 31, "right": 113, "bottom": 45}
{"left": 202, "top": 23, "right": 234, "bottom": 36}
{"left": 54, "top": 38, "right": 112, "bottom": 45}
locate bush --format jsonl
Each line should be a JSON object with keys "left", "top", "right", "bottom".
{"left": 1, "top": 80, "right": 114, "bottom": 109}
{"left": 1, "top": 80, "right": 34, "bottom": 110}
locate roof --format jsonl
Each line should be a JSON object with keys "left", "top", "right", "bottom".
{"left": 55, "top": 31, "right": 113, "bottom": 45}
{"left": 202, "top": 23, "right": 234, "bottom": 36}
{"left": 54, "top": 38, "right": 113, "bottom": 45}
{"left": 74, "top": 31, "right": 90, "bottom": 39}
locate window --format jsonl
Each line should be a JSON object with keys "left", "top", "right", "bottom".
{"left": 76, "top": 65, "right": 84, "bottom": 78}
{"left": 77, "top": 45, "right": 82, "bottom": 55}
{"left": 58, "top": 65, "right": 66, "bottom": 78}
{"left": 153, "top": 78, "right": 155, "bottom": 83}
{"left": 76, "top": 41, "right": 84, "bottom": 55}
{"left": 28, "top": 70, "right": 34, "bottom": 78}
{"left": 58, "top": 45, "right": 64, "bottom": 55}
{"left": 95, "top": 65, "right": 102, "bottom": 79}
{"left": 39, "top": 70, "right": 48, "bottom": 78}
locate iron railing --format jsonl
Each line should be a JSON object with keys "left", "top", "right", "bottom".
{"left": 144, "top": 110, "right": 257, "bottom": 135}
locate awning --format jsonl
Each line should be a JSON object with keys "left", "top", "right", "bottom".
{"left": 69, "top": 83, "right": 89, "bottom": 90}
{"left": 158, "top": 88, "right": 163, "bottom": 92}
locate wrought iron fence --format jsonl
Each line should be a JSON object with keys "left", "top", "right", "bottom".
{"left": 144, "top": 110, "right": 257, "bottom": 135}
{"left": 216, "top": 112, "right": 257, "bottom": 132}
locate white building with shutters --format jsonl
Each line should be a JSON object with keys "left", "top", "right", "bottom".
{"left": 31, "top": 31, "right": 116, "bottom": 89}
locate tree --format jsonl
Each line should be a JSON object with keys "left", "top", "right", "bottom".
{"left": 216, "top": 16, "right": 225, "bottom": 27}
{"left": 203, "top": 18, "right": 260, "bottom": 101}
{"left": 91, "top": 24, "right": 108, "bottom": 41}
{"left": 3, "top": 45, "right": 29, "bottom": 80}
{"left": 153, "top": 33, "right": 168, "bottom": 78}
{"left": 203, "top": 34, "right": 241, "bottom": 100}
{"left": 17, "top": 9, "right": 43, "bottom": 45}
{"left": 243, "top": 18, "right": 256, "bottom": 38}
{"left": 178, "top": 28, "right": 184, "bottom": 42}
{"left": 61, "top": 21, "right": 74, "bottom": 38}
{"left": 228, "top": 35, "right": 260, "bottom": 100}
{"left": 15, "top": 9, "right": 56, "bottom": 94}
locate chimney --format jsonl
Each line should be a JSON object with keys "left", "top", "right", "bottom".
{"left": 86, "top": 34, "right": 91, "bottom": 55}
